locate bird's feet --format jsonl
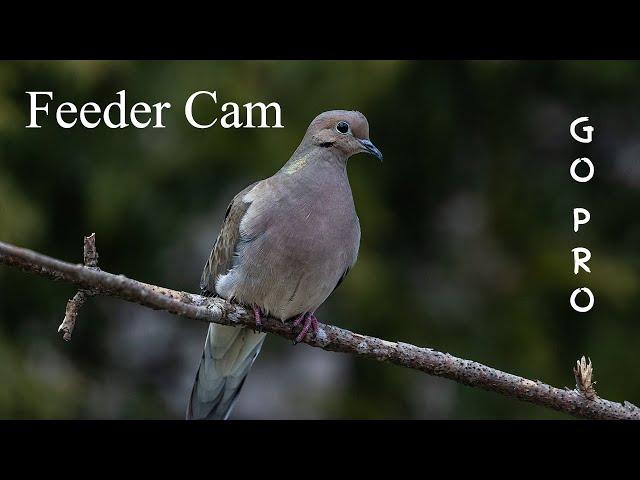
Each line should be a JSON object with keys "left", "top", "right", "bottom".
{"left": 252, "top": 306, "right": 264, "bottom": 332}
{"left": 291, "top": 312, "right": 319, "bottom": 344}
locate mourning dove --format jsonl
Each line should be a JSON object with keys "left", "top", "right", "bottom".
{"left": 186, "top": 110, "right": 383, "bottom": 420}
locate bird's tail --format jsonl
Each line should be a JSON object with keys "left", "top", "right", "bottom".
{"left": 187, "top": 323, "right": 266, "bottom": 420}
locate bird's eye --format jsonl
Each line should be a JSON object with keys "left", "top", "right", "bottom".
{"left": 336, "top": 121, "right": 350, "bottom": 134}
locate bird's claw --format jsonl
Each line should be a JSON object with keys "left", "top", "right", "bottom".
{"left": 252, "top": 306, "right": 263, "bottom": 333}
{"left": 292, "top": 312, "right": 319, "bottom": 344}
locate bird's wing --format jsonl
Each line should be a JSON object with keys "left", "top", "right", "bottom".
{"left": 200, "top": 181, "right": 259, "bottom": 296}
{"left": 189, "top": 180, "right": 266, "bottom": 420}
{"left": 331, "top": 266, "right": 352, "bottom": 296}
{"left": 330, "top": 217, "right": 360, "bottom": 295}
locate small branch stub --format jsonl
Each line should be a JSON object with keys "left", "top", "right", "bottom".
{"left": 57, "top": 233, "right": 98, "bottom": 341}
{"left": 59, "top": 291, "right": 88, "bottom": 341}
{"left": 574, "top": 356, "right": 597, "bottom": 400}
{"left": 83, "top": 232, "right": 98, "bottom": 268}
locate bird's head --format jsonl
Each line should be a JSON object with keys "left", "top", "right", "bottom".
{"left": 306, "top": 110, "right": 383, "bottom": 162}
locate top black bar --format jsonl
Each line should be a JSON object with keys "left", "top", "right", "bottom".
{"left": 3, "top": 14, "right": 638, "bottom": 60}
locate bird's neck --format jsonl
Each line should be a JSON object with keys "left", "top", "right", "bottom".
{"left": 276, "top": 147, "right": 352, "bottom": 205}
{"left": 280, "top": 144, "right": 348, "bottom": 177}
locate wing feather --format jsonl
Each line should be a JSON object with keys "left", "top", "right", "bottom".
{"left": 200, "top": 181, "right": 259, "bottom": 295}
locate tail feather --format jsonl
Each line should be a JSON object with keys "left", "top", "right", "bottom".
{"left": 187, "top": 323, "right": 266, "bottom": 420}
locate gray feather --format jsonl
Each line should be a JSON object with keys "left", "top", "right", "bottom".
{"left": 187, "top": 324, "right": 265, "bottom": 420}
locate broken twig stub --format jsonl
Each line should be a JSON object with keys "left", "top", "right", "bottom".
{"left": 574, "top": 356, "right": 597, "bottom": 400}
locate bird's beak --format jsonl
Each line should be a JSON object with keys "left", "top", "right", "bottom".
{"left": 359, "top": 139, "right": 383, "bottom": 162}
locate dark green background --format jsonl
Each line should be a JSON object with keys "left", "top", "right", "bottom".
{"left": 1, "top": 60, "right": 638, "bottom": 419}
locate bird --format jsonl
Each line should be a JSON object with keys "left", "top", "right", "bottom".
{"left": 186, "top": 110, "right": 383, "bottom": 420}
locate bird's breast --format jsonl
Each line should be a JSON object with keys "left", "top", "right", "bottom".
{"left": 271, "top": 183, "right": 358, "bottom": 260}
{"left": 225, "top": 175, "right": 360, "bottom": 319}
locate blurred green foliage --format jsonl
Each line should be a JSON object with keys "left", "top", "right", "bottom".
{"left": 1, "top": 60, "right": 639, "bottom": 419}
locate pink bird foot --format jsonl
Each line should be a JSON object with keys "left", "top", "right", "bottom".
{"left": 252, "top": 306, "right": 263, "bottom": 332}
{"left": 291, "top": 312, "right": 319, "bottom": 344}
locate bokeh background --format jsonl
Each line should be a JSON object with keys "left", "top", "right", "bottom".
{"left": 1, "top": 60, "right": 638, "bottom": 419}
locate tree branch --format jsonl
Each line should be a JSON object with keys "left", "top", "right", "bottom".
{"left": 1, "top": 237, "right": 639, "bottom": 420}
